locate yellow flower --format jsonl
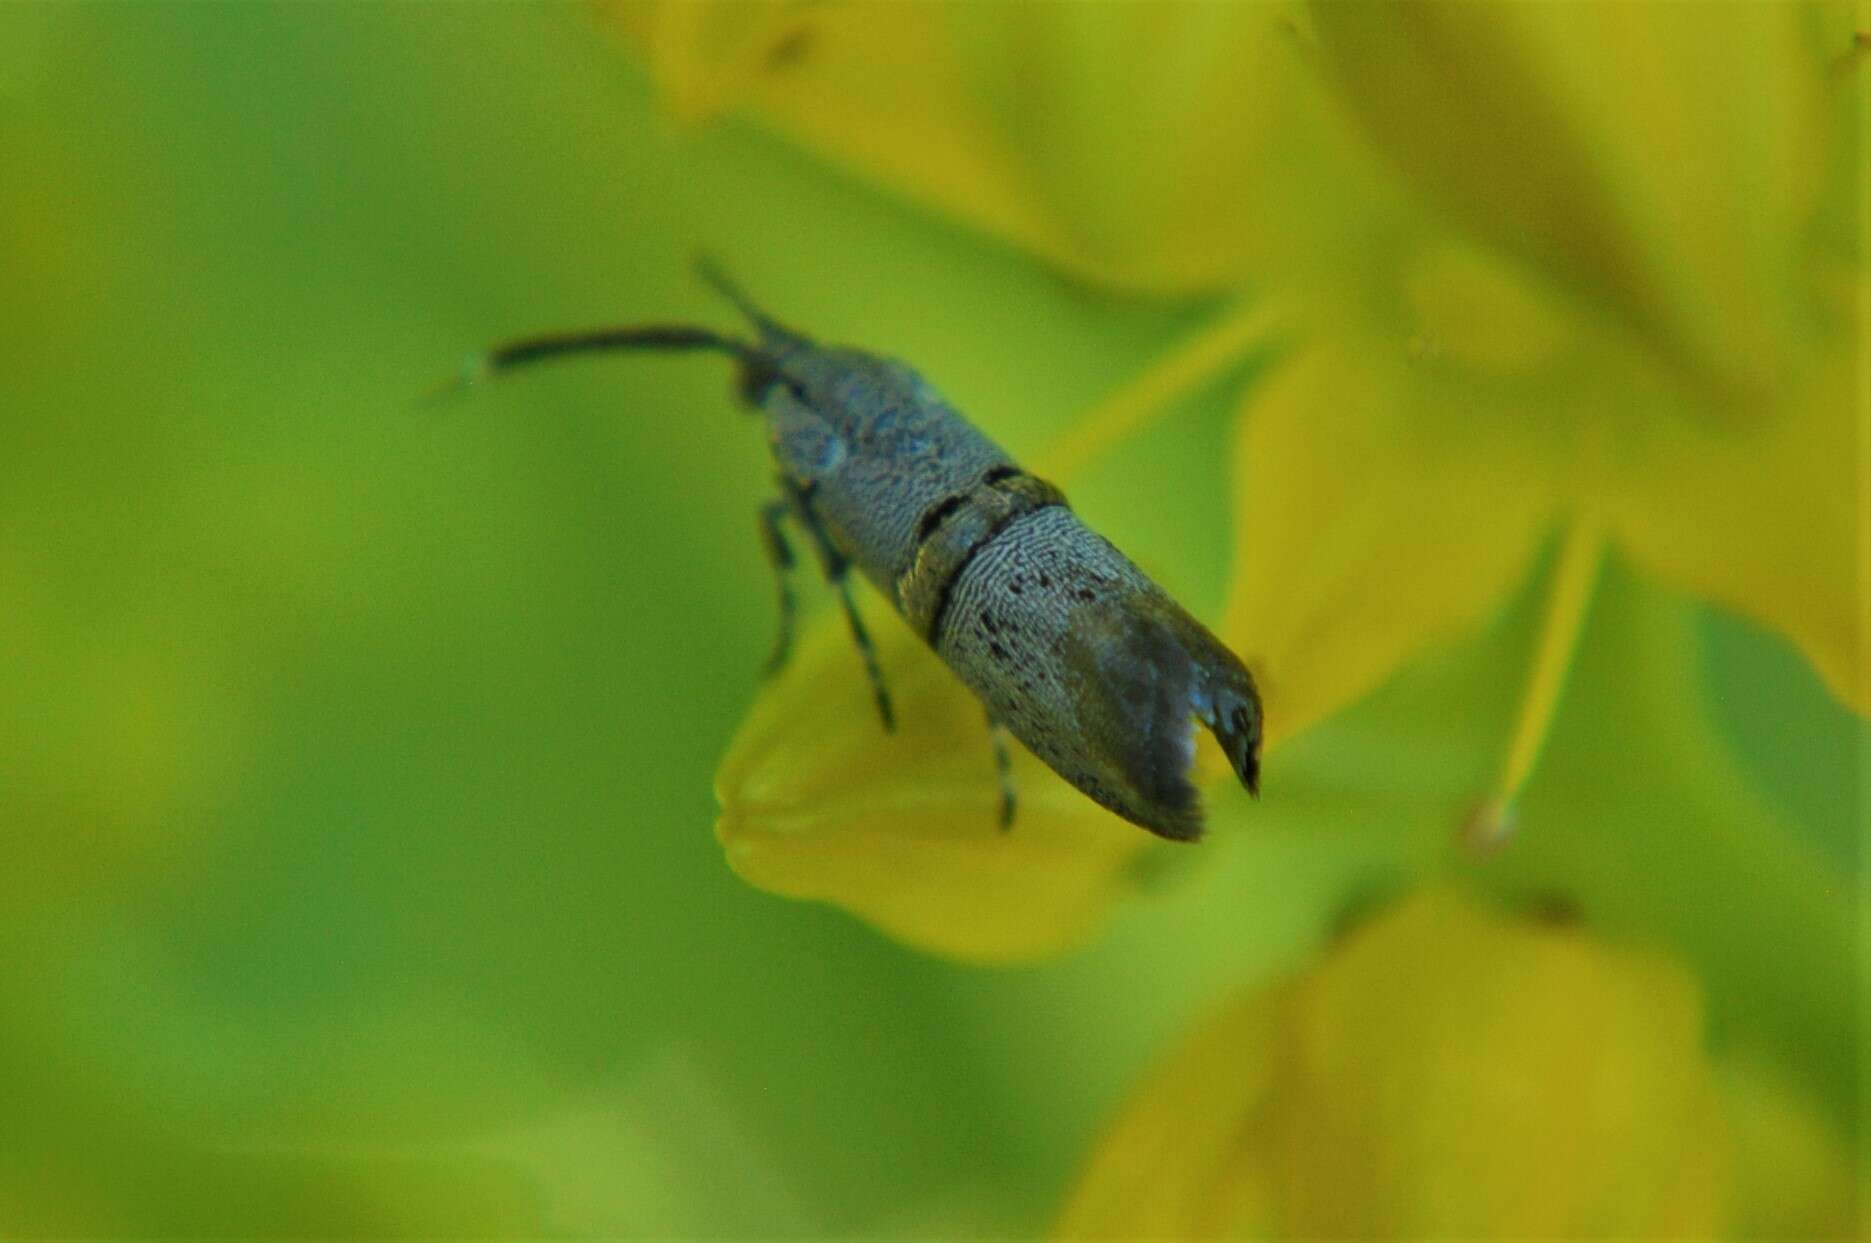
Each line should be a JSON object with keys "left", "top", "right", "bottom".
{"left": 1054, "top": 888, "right": 1853, "bottom": 1239}
{"left": 614, "top": 2, "right": 1863, "bottom": 952}
{"left": 1226, "top": 0, "right": 1862, "bottom": 786}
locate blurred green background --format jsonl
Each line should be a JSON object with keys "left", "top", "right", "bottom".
{"left": 0, "top": 4, "right": 1857, "bottom": 1235}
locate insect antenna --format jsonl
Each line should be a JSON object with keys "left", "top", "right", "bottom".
{"left": 692, "top": 253, "right": 807, "bottom": 346}
{"left": 425, "top": 324, "right": 762, "bottom": 404}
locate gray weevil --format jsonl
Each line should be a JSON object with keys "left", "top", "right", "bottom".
{"left": 442, "top": 262, "right": 1262, "bottom": 841}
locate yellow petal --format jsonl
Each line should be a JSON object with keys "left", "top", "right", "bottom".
{"left": 610, "top": 2, "right": 1381, "bottom": 295}
{"left": 715, "top": 592, "right": 1165, "bottom": 964}
{"left": 1604, "top": 347, "right": 1865, "bottom": 712}
{"left": 1057, "top": 888, "right": 1739, "bottom": 1238}
{"left": 1221, "top": 333, "right": 1556, "bottom": 747}
{"left": 1054, "top": 984, "right": 1290, "bottom": 1238}
{"left": 933, "top": 4, "right": 1373, "bottom": 293}
{"left": 1309, "top": 1, "right": 1836, "bottom": 398}
{"left": 1268, "top": 895, "right": 1729, "bottom": 1237}
{"left": 1719, "top": 1060, "right": 1857, "bottom": 1239}
{"left": 612, "top": 2, "right": 1061, "bottom": 273}
{"left": 607, "top": 0, "right": 819, "bottom": 127}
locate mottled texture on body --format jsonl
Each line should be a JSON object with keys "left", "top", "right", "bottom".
{"left": 897, "top": 470, "right": 1065, "bottom": 640}
{"left": 935, "top": 506, "right": 1249, "bottom": 839}
{"left": 759, "top": 347, "right": 1014, "bottom": 595}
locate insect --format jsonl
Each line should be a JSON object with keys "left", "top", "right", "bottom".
{"left": 440, "top": 261, "right": 1262, "bottom": 841}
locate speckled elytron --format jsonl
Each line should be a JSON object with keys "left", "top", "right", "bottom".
{"left": 445, "top": 263, "right": 1262, "bottom": 841}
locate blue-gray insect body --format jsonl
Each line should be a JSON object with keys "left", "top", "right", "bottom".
{"left": 449, "top": 264, "right": 1261, "bottom": 841}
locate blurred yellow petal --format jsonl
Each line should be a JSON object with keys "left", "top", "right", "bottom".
{"left": 609, "top": 0, "right": 815, "bottom": 127}
{"left": 715, "top": 595, "right": 1165, "bottom": 964}
{"left": 1719, "top": 1061, "right": 1857, "bottom": 1239}
{"left": 610, "top": 2, "right": 1058, "bottom": 274}
{"left": 1058, "top": 888, "right": 1761, "bottom": 1238}
{"left": 1605, "top": 349, "right": 1865, "bottom": 712}
{"left": 1224, "top": 226, "right": 1862, "bottom": 774}
{"left": 1309, "top": 1, "right": 1836, "bottom": 397}
{"left": 610, "top": 1, "right": 1380, "bottom": 294}
{"left": 935, "top": 4, "right": 1375, "bottom": 293}
{"left": 1269, "top": 895, "right": 1728, "bottom": 1237}
{"left": 1221, "top": 332, "right": 1557, "bottom": 746}
{"left": 1056, "top": 979, "right": 1291, "bottom": 1238}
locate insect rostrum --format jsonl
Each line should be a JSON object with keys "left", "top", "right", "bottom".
{"left": 445, "top": 262, "right": 1262, "bottom": 841}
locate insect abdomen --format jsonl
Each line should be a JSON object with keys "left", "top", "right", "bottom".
{"left": 924, "top": 502, "right": 1251, "bottom": 840}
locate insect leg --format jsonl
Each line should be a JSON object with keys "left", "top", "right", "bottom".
{"left": 838, "top": 578, "right": 894, "bottom": 732}
{"left": 987, "top": 713, "right": 1017, "bottom": 830}
{"left": 841, "top": 580, "right": 890, "bottom": 730}
{"left": 757, "top": 498, "right": 798, "bottom": 677}
{"left": 784, "top": 481, "right": 895, "bottom": 733}
{"left": 693, "top": 254, "right": 808, "bottom": 347}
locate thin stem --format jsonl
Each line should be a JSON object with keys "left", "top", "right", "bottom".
{"left": 1036, "top": 297, "right": 1285, "bottom": 484}
{"left": 1465, "top": 517, "right": 1606, "bottom": 853}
